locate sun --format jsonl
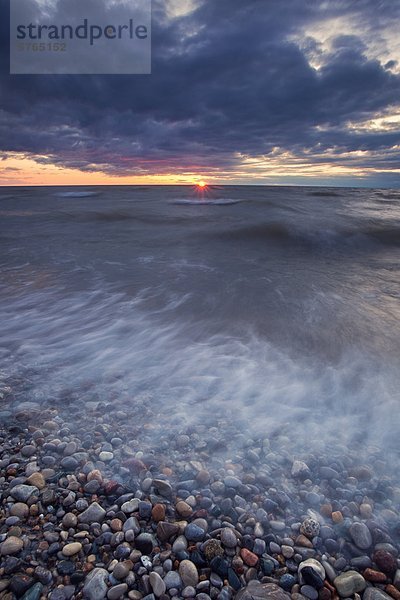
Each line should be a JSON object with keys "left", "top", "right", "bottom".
{"left": 197, "top": 181, "right": 207, "bottom": 188}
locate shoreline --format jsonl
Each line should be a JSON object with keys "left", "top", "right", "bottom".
{"left": 1, "top": 399, "right": 400, "bottom": 600}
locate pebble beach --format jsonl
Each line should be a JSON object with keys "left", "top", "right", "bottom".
{"left": 1, "top": 386, "right": 400, "bottom": 600}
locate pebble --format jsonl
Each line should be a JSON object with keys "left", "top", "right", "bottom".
{"left": 10, "top": 484, "right": 38, "bottom": 502}
{"left": 107, "top": 583, "right": 128, "bottom": 599}
{"left": 350, "top": 522, "right": 372, "bottom": 549}
{"left": 300, "top": 585, "right": 319, "bottom": 600}
{"left": 185, "top": 523, "right": 205, "bottom": 542}
{"left": 300, "top": 518, "right": 320, "bottom": 539}
{"left": 26, "top": 472, "right": 45, "bottom": 489}
{"left": 220, "top": 528, "right": 237, "bottom": 548}
{"left": 374, "top": 550, "right": 397, "bottom": 574}
{"left": 0, "top": 536, "right": 24, "bottom": 555}
{"left": 240, "top": 548, "right": 259, "bottom": 567}
{"left": 179, "top": 560, "right": 199, "bottom": 587}
{"left": 83, "top": 567, "right": 109, "bottom": 600}
{"left": 10, "top": 502, "right": 29, "bottom": 518}
{"left": 164, "top": 571, "right": 183, "bottom": 590}
{"left": 78, "top": 502, "right": 106, "bottom": 523}
{"left": 176, "top": 501, "right": 193, "bottom": 517}
{"left": 149, "top": 572, "right": 166, "bottom": 597}
{"left": 334, "top": 571, "right": 366, "bottom": 597}
{"left": 62, "top": 542, "right": 82, "bottom": 556}
{"left": 363, "top": 590, "right": 393, "bottom": 600}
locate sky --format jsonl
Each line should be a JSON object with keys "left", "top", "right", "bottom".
{"left": 1, "top": 0, "right": 400, "bottom": 187}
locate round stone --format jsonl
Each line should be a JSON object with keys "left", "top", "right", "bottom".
{"left": 301, "top": 585, "right": 319, "bottom": 600}
{"left": 10, "top": 503, "right": 29, "bottom": 518}
{"left": 107, "top": 583, "right": 128, "bottom": 600}
{"left": 113, "top": 562, "right": 130, "bottom": 580}
{"left": 99, "top": 451, "right": 114, "bottom": 462}
{"left": 62, "top": 513, "right": 78, "bottom": 528}
{"left": 179, "top": 560, "right": 199, "bottom": 587}
{"left": 10, "top": 485, "right": 38, "bottom": 502}
{"left": 349, "top": 522, "right": 372, "bottom": 549}
{"left": 333, "top": 571, "right": 366, "bottom": 597}
{"left": 149, "top": 572, "right": 166, "bottom": 597}
{"left": 373, "top": 550, "right": 397, "bottom": 574}
{"left": 185, "top": 523, "right": 205, "bottom": 542}
{"left": 298, "top": 559, "right": 325, "bottom": 588}
{"left": 0, "top": 536, "right": 24, "bottom": 556}
{"left": 176, "top": 501, "right": 193, "bottom": 518}
{"left": 62, "top": 542, "right": 82, "bottom": 557}
{"left": 220, "top": 528, "right": 237, "bottom": 548}
{"left": 300, "top": 518, "right": 320, "bottom": 539}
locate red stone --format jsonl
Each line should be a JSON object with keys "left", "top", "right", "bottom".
{"left": 152, "top": 504, "right": 166, "bottom": 522}
{"left": 374, "top": 550, "right": 397, "bottom": 575}
{"left": 240, "top": 548, "right": 258, "bottom": 567}
{"left": 103, "top": 480, "right": 119, "bottom": 495}
{"left": 364, "top": 569, "right": 387, "bottom": 583}
{"left": 386, "top": 585, "right": 400, "bottom": 600}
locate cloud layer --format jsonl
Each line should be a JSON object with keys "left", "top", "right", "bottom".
{"left": 1, "top": 0, "right": 400, "bottom": 184}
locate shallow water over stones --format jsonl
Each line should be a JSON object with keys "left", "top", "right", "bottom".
{"left": 1, "top": 398, "right": 400, "bottom": 600}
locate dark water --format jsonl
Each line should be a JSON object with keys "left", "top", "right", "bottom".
{"left": 0, "top": 185, "right": 399, "bottom": 451}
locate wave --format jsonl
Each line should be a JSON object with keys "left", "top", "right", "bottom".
{"left": 169, "top": 198, "right": 243, "bottom": 205}
{"left": 213, "top": 222, "right": 400, "bottom": 250}
{"left": 55, "top": 191, "right": 98, "bottom": 198}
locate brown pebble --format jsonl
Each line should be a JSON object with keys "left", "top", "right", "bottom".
{"left": 332, "top": 511, "right": 343, "bottom": 523}
{"left": 240, "top": 548, "right": 258, "bottom": 567}
{"left": 320, "top": 504, "right": 333, "bottom": 518}
{"left": 364, "top": 569, "right": 387, "bottom": 583}
{"left": 295, "top": 534, "right": 314, "bottom": 548}
{"left": 386, "top": 585, "right": 400, "bottom": 600}
{"left": 196, "top": 470, "right": 210, "bottom": 485}
{"left": 26, "top": 472, "right": 45, "bottom": 490}
{"left": 110, "top": 519, "right": 123, "bottom": 532}
{"left": 176, "top": 501, "right": 193, "bottom": 518}
{"left": 152, "top": 504, "right": 165, "bottom": 522}
{"left": 319, "top": 588, "right": 332, "bottom": 600}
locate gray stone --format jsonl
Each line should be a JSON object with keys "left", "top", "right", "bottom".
{"left": 220, "top": 528, "right": 237, "bottom": 548}
{"left": 164, "top": 571, "right": 183, "bottom": 590}
{"left": 99, "top": 451, "right": 114, "bottom": 462}
{"left": 334, "top": 571, "right": 366, "bottom": 597}
{"left": 301, "top": 586, "right": 318, "bottom": 600}
{"left": 78, "top": 502, "right": 106, "bottom": 524}
{"left": 123, "top": 516, "right": 140, "bottom": 534}
{"left": 363, "top": 589, "right": 393, "bottom": 600}
{"left": 0, "top": 536, "right": 24, "bottom": 556}
{"left": 298, "top": 559, "right": 325, "bottom": 586}
{"left": 185, "top": 523, "right": 205, "bottom": 542}
{"left": 113, "top": 562, "right": 130, "bottom": 580}
{"left": 224, "top": 476, "right": 242, "bottom": 488}
{"left": 62, "top": 513, "right": 78, "bottom": 528}
{"left": 179, "top": 560, "right": 199, "bottom": 587}
{"left": 153, "top": 479, "right": 172, "bottom": 497}
{"left": 292, "top": 461, "right": 311, "bottom": 479}
{"left": 60, "top": 457, "right": 78, "bottom": 471}
{"left": 107, "top": 583, "right": 128, "bottom": 600}
{"left": 10, "top": 485, "right": 38, "bottom": 502}
{"left": 149, "top": 572, "right": 166, "bottom": 597}
{"left": 21, "top": 445, "right": 36, "bottom": 457}
{"left": 349, "top": 522, "right": 372, "bottom": 549}
{"left": 83, "top": 567, "right": 109, "bottom": 599}
{"left": 236, "top": 581, "right": 291, "bottom": 600}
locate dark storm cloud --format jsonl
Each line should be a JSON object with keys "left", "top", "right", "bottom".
{"left": 1, "top": 0, "right": 400, "bottom": 178}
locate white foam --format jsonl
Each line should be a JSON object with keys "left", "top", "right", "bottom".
{"left": 55, "top": 191, "right": 97, "bottom": 198}
{"left": 169, "top": 198, "right": 243, "bottom": 205}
